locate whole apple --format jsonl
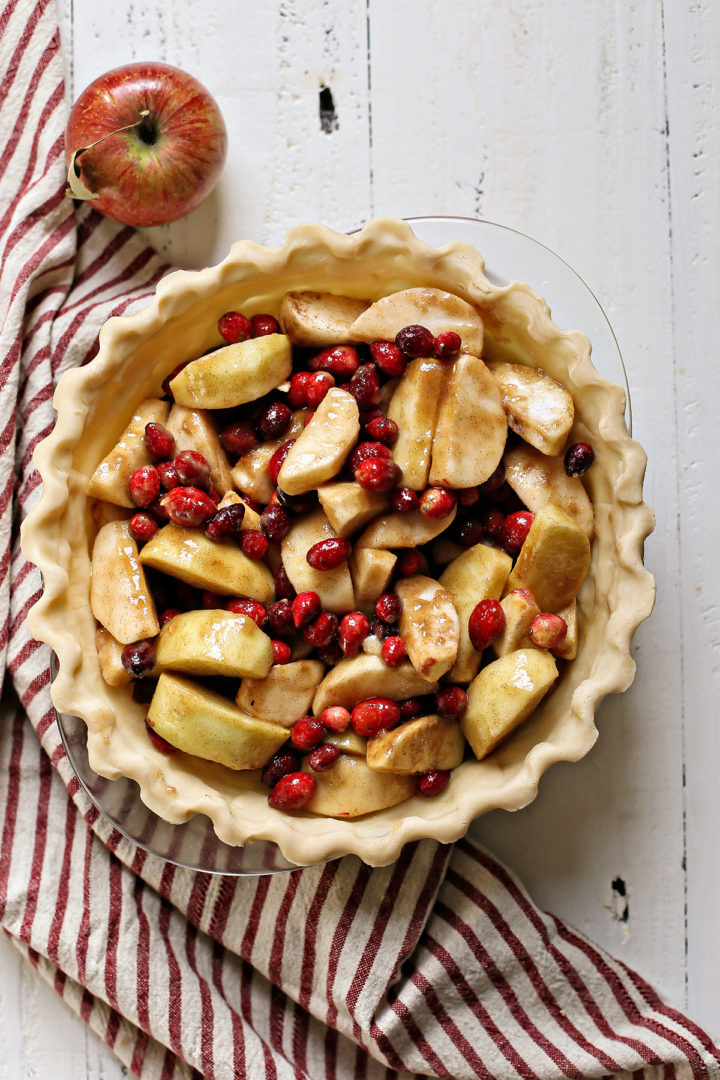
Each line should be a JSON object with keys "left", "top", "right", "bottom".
{"left": 65, "top": 61, "right": 227, "bottom": 227}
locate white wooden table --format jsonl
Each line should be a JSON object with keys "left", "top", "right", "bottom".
{"left": 2, "top": 1, "right": 718, "bottom": 1075}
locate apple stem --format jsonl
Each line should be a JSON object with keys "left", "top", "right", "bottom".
{"left": 65, "top": 109, "right": 152, "bottom": 203}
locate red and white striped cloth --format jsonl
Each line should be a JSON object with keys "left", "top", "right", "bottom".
{"left": 2, "top": 3, "right": 719, "bottom": 1077}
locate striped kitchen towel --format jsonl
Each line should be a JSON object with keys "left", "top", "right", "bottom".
{"left": 2, "top": 1, "right": 719, "bottom": 1077}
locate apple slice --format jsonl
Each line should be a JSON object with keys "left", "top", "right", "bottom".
{"left": 323, "top": 729, "right": 367, "bottom": 756}
{"left": 90, "top": 521, "right": 160, "bottom": 644}
{"left": 155, "top": 609, "right": 273, "bottom": 679}
{"left": 140, "top": 523, "right": 274, "bottom": 602}
{"left": 281, "top": 509, "right": 354, "bottom": 613}
{"left": 279, "top": 291, "right": 369, "bottom": 345}
{"left": 493, "top": 589, "right": 541, "bottom": 657}
{"left": 312, "top": 654, "right": 437, "bottom": 715}
{"left": 317, "top": 482, "right": 389, "bottom": 537}
{"left": 386, "top": 356, "right": 446, "bottom": 489}
{"left": 507, "top": 503, "right": 591, "bottom": 612}
{"left": 231, "top": 408, "right": 310, "bottom": 504}
{"left": 236, "top": 659, "right": 324, "bottom": 726}
{"left": 366, "top": 714, "right": 465, "bottom": 774}
{"left": 350, "top": 548, "right": 397, "bottom": 611}
{"left": 147, "top": 674, "right": 288, "bottom": 770}
{"left": 429, "top": 352, "right": 507, "bottom": 488}
{"left": 350, "top": 287, "right": 484, "bottom": 356}
{"left": 169, "top": 334, "right": 292, "bottom": 409}
{"left": 485, "top": 360, "right": 574, "bottom": 456}
{"left": 552, "top": 600, "right": 577, "bottom": 660}
{"left": 462, "top": 649, "right": 558, "bottom": 761}
{"left": 303, "top": 753, "right": 414, "bottom": 818}
{"left": 395, "top": 574, "right": 460, "bottom": 681}
{"left": 355, "top": 506, "right": 457, "bottom": 550}
{"left": 277, "top": 388, "right": 359, "bottom": 495}
{"left": 95, "top": 627, "right": 133, "bottom": 687}
{"left": 504, "top": 443, "right": 594, "bottom": 539}
{"left": 439, "top": 543, "right": 513, "bottom": 682}
{"left": 217, "top": 490, "right": 262, "bottom": 531}
{"left": 166, "top": 404, "right": 233, "bottom": 494}
{"left": 88, "top": 398, "right": 170, "bottom": 507}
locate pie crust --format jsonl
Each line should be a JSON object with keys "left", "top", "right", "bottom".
{"left": 22, "top": 218, "right": 656, "bottom": 867}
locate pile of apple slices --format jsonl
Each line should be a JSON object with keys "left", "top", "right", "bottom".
{"left": 86, "top": 286, "right": 595, "bottom": 819}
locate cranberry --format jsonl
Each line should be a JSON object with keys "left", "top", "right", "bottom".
{"left": 260, "top": 504, "right": 291, "bottom": 541}
{"left": 375, "top": 592, "right": 403, "bottom": 623}
{"left": 355, "top": 458, "right": 402, "bottom": 492}
{"left": 564, "top": 442, "right": 595, "bottom": 477}
{"left": 349, "top": 440, "right": 392, "bottom": 475}
{"left": 309, "top": 345, "right": 360, "bottom": 381}
{"left": 419, "top": 487, "right": 457, "bottom": 519}
{"left": 145, "top": 721, "right": 176, "bottom": 755}
{"left": 480, "top": 461, "right": 506, "bottom": 495}
{"left": 227, "top": 597, "right": 266, "bottom": 627}
{"left": 156, "top": 460, "right": 180, "bottom": 490}
{"left": 268, "top": 440, "right": 295, "bottom": 485}
{"left": 303, "top": 371, "right": 335, "bottom": 408}
{"left": 317, "top": 640, "right": 344, "bottom": 665}
{"left": 290, "top": 716, "right": 325, "bottom": 750}
{"left": 201, "top": 589, "right": 223, "bottom": 609}
{"left": 369, "top": 340, "right": 407, "bottom": 378}
{"left": 303, "top": 410, "right": 316, "bottom": 426}
{"left": 347, "top": 364, "right": 381, "bottom": 409}
{"left": 392, "top": 487, "right": 420, "bottom": 513}
{"left": 144, "top": 422, "right": 175, "bottom": 460}
{"left": 395, "top": 324, "right": 434, "bottom": 358}
{"left": 435, "top": 685, "right": 468, "bottom": 721}
{"left": 159, "top": 608, "right": 180, "bottom": 627}
{"left": 481, "top": 507, "right": 505, "bottom": 541}
{"left": 399, "top": 697, "right": 425, "bottom": 719}
{"left": 250, "top": 313, "right": 279, "bottom": 337}
{"left": 149, "top": 497, "right": 170, "bottom": 524}
{"left": 351, "top": 697, "right": 401, "bottom": 737}
{"left": 292, "top": 591, "right": 322, "bottom": 628}
{"left": 417, "top": 770, "right": 450, "bottom": 797}
{"left": 458, "top": 487, "right": 480, "bottom": 507}
{"left": 371, "top": 617, "right": 399, "bottom": 641}
{"left": 160, "top": 486, "right": 217, "bottom": 527}
{"left": 274, "top": 563, "right": 296, "bottom": 600}
{"left": 433, "top": 331, "right": 462, "bottom": 360}
{"left": 218, "top": 310, "right": 252, "bottom": 344}
{"left": 271, "top": 639, "right": 292, "bottom": 665}
{"left": 288, "top": 371, "right": 312, "bottom": 408}
{"left": 395, "top": 549, "right": 421, "bottom": 576}
{"left": 276, "top": 488, "right": 318, "bottom": 515}
{"left": 268, "top": 772, "right": 316, "bottom": 811}
{"left": 320, "top": 705, "right": 351, "bottom": 732}
{"left": 302, "top": 611, "right": 339, "bottom": 648}
{"left": 307, "top": 744, "right": 341, "bottom": 772}
{"left": 121, "top": 640, "right": 155, "bottom": 678}
{"left": 468, "top": 598, "right": 506, "bottom": 652}
{"left": 257, "top": 402, "right": 292, "bottom": 441}
{"left": 381, "top": 636, "right": 406, "bottom": 667}
{"left": 128, "top": 512, "right": 158, "bottom": 544}
{"left": 266, "top": 599, "right": 295, "bottom": 638}
{"left": 220, "top": 419, "right": 259, "bottom": 457}
{"left": 128, "top": 466, "right": 160, "bottom": 508}
{"left": 364, "top": 415, "right": 399, "bottom": 445}
{"left": 455, "top": 517, "right": 484, "bottom": 547}
{"left": 204, "top": 502, "right": 246, "bottom": 541}
{"left": 161, "top": 360, "right": 192, "bottom": 399}
{"left": 261, "top": 749, "right": 300, "bottom": 788}
{"left": 174, "top": 449, "right": 211, "bottom": 491}
{"left": 529, "top": 613, "right": 567, "bottom": 649}
{"left": 306, "top": 537, "right": 352, "bottom": 570}
{"left": 338, "top": 611, "right": 370, "bottom": 656}
{"left": 239, "top": 529, "right": 269, "bottom": 560}
{"left": 499, "top": 510, "right": 534, "bottom": 555}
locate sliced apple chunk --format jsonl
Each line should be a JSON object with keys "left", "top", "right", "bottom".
{"left": 386, "top": 356, "right": 446, "bottom": 489}
{"left": 507, "top": 503, "right": 591, "bottom": 612}
{"left": 88, "top": 398, "right": 170, "bottom": 507}
{"left": 395, "top": 575, "right": 460, "bottom": 681}
{"left": 323, "top": 729, "right": 367, "bottom": 756}
{"left": 366, "top": 714, "right": 465, "bottom": 775}
{"left": 169, "top": 334, "right": 292, "bottom": 409}
{"left": 552, "top": 600, "right": 578, "bottom": 660}
{"left": 485, "top": 360, "right": 574, "bottom": 456}
{"left": 91, "top": 521, "right": 160, "bottom": 644}
{"left": 429, "top": 352, "right": 507, "bottom": 488}
{"left": 166, "top": 404, "right": 233, "bottom": 495}
{"left": 504, "top": 443, "right": 594, "bottom": 539}
{"left": 231, "top": 442, "right": 278, "bottom": 505}
{"left": 281, "top": 509, "right": 354, "bottom": 613}
{"left": 317, "top": 482, "right": 389, "bottom": 537}
{"left": 277, "top": 388, "right": 359, "bottom": 495}
{"left": 312, "top": 654, "right": 437, "bottom": 715}
{"left": 350, "top": 548, "right": 397, "bottom": 611}
{"left": 303, "top": 753, "right": 414, "bottom": 818}
{"left": 493, "top": 589, "right": 541, "bottom": 657}
{"left": 155, "top": 609, "right": 273, "bottom": 679}
{"left": 439, "top": 543, "right": 513, "bottom": 682}
{"left": 147, "top": 674, "right": 287, "bottom": 771}
{"left": 462, "top": 649, "right": 558, "bottom": 760}
{"left": 236, "top": 659, "right": 324, "bottom": 726}
{"left": 140, "top": 524, "right": 274, "bottom": 602}
{"left": 95, "top": 627, "right": 133, "bottom": 688}
{"left": 279, "top": 291, "right": 369, "bottom": 345}
{"left": 350, "top": 287, "right": 484, "bottom": 357}
{"left": 355, "top": 506, "right": 456, "bottom": 550}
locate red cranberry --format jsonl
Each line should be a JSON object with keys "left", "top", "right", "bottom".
{"left": 303, "top": 410, "right": 316, "bottom": 426}
{"left": 302, "top": 611, "right": 339, "bottom": 648}
{"left": 257, "top": 401, "right": 292, "bottom": 441}
{"left": 499, "top": 510, "right": 534, "bottom": 555}
{"left": 209, "top": 488, "right": 221, "bottom": 505}
{"left": 307, "top": 744, "right": 341, "bottom": 772}
{"left": 174, "top": 449, "right": 211, "bottom": 491}
{"left": 468, "top": 598, "right": 506, "bottom": 652}
{"left": 121, "top": 640, "right": 155, "bottom": 678}
{"left": 268, "top": 440, "right": 295, "bottom": 485}
{"left": 455, "top": 517, "right": 484, "bottom": 547}
{"left": 347, "top": 364, "right": 381, "bottom": 408}
{"left": 395, "top": 324, "right": 434, "bottom": 358}
{"left": 317, "top": 640, "right": 344, "bottom": 665}
{"left": 528, "top": 613, "right": 567, "bottom": 649}
{"left": 309, "top": 345, "right": 360, "bottom": 381}
{"left": 159, "top": 608, "right": 180, "bottom": 627}
{"left": 156, "top": 460, "right": 180, "bottom": 490}
{"left": 160, "top": 486, "right": 217, "bottom": 527}
{"left": 433, "top": 331, "right": 462, "bottom": 359}
{"left": 268, "top": 772, "right": 316, "bottom": 810}
{"left": 391, "top": 487, "right": 419, "bottom": 513}
{"left": 227, "top": 597, "right": 267, "bottom": 627}
{"left": 288, "top": 371, "right": 312, "bottom": 408}
{"left": 204, "top": 502, "right": 246, "bottom": 541}
{"left": 338, "top": 611, "right": 370, "bottom": 656}
{"left": 201, "top": 589, "right": 223, "bottom": 609}
{"left": 260, "top": 504, "right": 291, "bottom": 541}
{"left": 239, "top": 529, "right": 269, "bottom": 560}
{"left": 481, "top": 507, "right": 505, "bottom": 541}
{"left": 149, "top": 497, "right": 170, "bottom": 524}
{"left": 261, "top": 749, "right": 300, "bottom": 788}
{"left": 395, "top": 549, "right": 421, "bottom": 576}
{"left": 272, "top": 639, "right": 292, "bottom": 665}
{"left": 304, "top": 371, "right": 335, "bottom": 408}
{"left": 144, "top": 422, "right": 175, "bottom": 460}
{"left": 364, "top": 415, "right": 399, "bottom": 445}
{"left": 435, "top": 685, "right": 468, "bottom": 721}
{"left": 381, "top": 636, "right": 406, "bottom": 667}
{"left": 399, "top": 697, "right": 425, "bottom": 719}
{"left": 251, "top": 313, "right": 279, "bottom": 337}
{"left": 369, "top": 340, "right": 407, "bottom": 377}
{"left": 292, "top": 591, "right": 322, "bottom": 628}
{"left": 220, "top": 419, "right": 259, "bottom": 457}
{"left": 274, "top": 563, "right": 296, "bottom": 600}
{"left": 564, "top": 441, "right": 595, "bottom": 477}
{"left": 161, "top": 360, "right": 192, "bottom": 399}
{"left": 417, "top": 770, "right": 450, "bottom": 797}
{"left": 375, "top": 592, "right": 402, "bottom": 623}
{"left": 218, "top": 311, "right": 252, "bottom": 344}
{"left": 128, "top": 465, "right": 160, "bottom": 508}
{"left": 320, "top": 705, "right": 351, "bottom": 732}
{"left": 419, "top": 487, "right": 457, "bottom": 520}
{"left": 458, "top": 487, "right": 480, "bottom": 507}
{"left": 306, "top": 537, "right": 352, "bottom": 570}
{"left": 128, "top": 512, "right": 158, "bottom": 544}
{"left": 351, "top": 697, "right": 401, "bottom": 737}
{"left": 480, "top": 461, "right": 506, "bottom": 495}
{"left": 290, "top": 715, "right": 325, "bottom": 750}
{"left": 266, "top": 599, "right": 295, "bottom": 638}
{"left": 355, "top": 458, "right": 402, "bottom": 492}
{"left": 349, "top": 440, "right": 392, "bottom": 474}
{"left": 145, "top": 721, "right": 176, "bottom": 754}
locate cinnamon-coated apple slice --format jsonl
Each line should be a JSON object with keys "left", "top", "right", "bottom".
{"left": 493, "top": 589, "right": 541, "bottom": 657}
{"left": 349, "top": 287, "right": 484, "bottom": 357}
{"left": 485, "top": 360, "right": 574, "bottom": 456}
{"left": 317, "top": 482, "right": 389, "bottom": 537}
{"left": 236, "top": 659, "right": 325, "bottom": 726}
{"left": 386, "top": 357, "right": 446, "bottom": 489}
{"left": 551, "top": 600, "right": 577, "bottom": 660}
{"left": 322, "top": 729, "right": 367, "bottom": 756}
{"left": 312, "top": 654, "right": 437, "bottom": 715}
{"left": 279, "top": 291, "right": 369, "bottom": 345}
{"left": 504, "top": 443, "right": 594, "bottom": 539}
{"left": 303, "top": 754, "right": 414, "bottom": 818}
{"left": 95, "top": 626, "right": 133, "bottom": 687}
{"left": 429, "top": 352, "right": 507, "bottom": 488}
{"left": 281, "top": 508, "right": 355, "bottom": 613}
{"left": 88, "top": 398, "right": 170, "bottom": 507}
{"left": 90, "top": 520, "right": 160, "bottom": 644}
{"left": 166, "top": 404, "right": 233, "bottom": 495}
{"left": 154, "top": 609, "right": 273, "bottom": 679}
{"left": 395, "top": 574, "right": 460, "bottom": 681}
{"left": 507, "top": 504, "right": 591, "bottom": 611}
{"left": 439, "top": 543, "right": 513, "bottom": 682}
{"left": 277, "top": 388, "right": 359, "bottom": 495}
{"left": 169, "top": 334, "right": 292, "bottom": 409}
{"left": 366, "top": 714, "right": 466, "bottom": 774}
{"left": 350, "top": 548, "right": 397, "bottom": 612}
{"left": 355, "top": 506, "right": 457, "bottom": 550}
{"left": 140, "top": 523, "right": 274, "bottom": 602}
